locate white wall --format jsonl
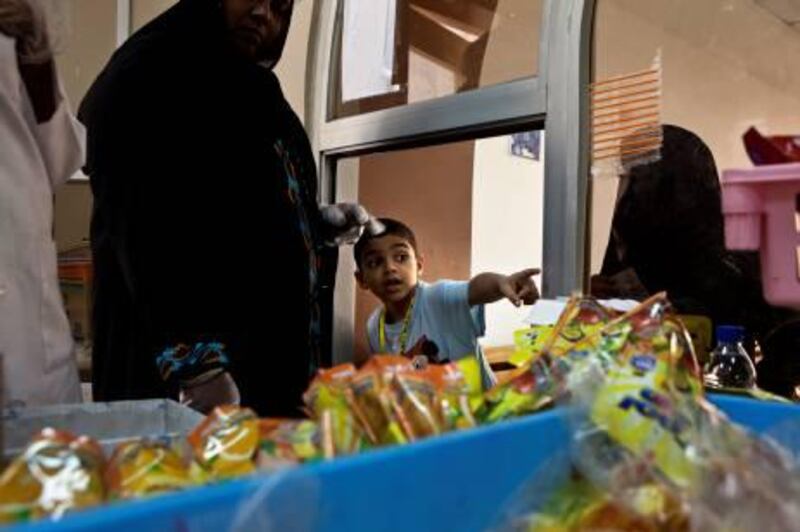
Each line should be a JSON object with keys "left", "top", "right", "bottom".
{"left": 590, "top": 0, "right": 800, "bottom": 272}
{"left": 274, "top": 0, "right": 313, "bottom": 123}
{"left": 471, "top": 134, "right": 545, "bottom": 347}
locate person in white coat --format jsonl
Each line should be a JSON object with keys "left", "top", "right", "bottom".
{"left": 0, "top": 0, "right": 84, "bottom": 406}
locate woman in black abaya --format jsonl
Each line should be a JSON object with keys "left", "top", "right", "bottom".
{"left": 80, "top": 0, "right": 372, "bottom": 416}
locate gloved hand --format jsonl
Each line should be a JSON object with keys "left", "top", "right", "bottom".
{"left": 0, "top": 0, "right": 51, "bottom": 64}
{"left": 179, "top": 370, "right": 241, "bottom": 415}
{"left": 320, "top": 203, "right": 385, "bottom": 246}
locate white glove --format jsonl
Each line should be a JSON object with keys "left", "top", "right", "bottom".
{"left": 0, "top": 0, "right": 51, "bottom": 64}
{"left": 320, "top": 203, "right": 385, "bottom": 246}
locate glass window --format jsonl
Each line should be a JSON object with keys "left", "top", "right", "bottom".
{"left": 332, "top": 0, "right": 544, "bottom": 119}
{"left": 588, "top": 0, "right": 800, "bottom": 365}
{"left": 334, "top": 130, "right": 545, "bottom": 378}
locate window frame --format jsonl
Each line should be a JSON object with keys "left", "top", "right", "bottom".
{"left": 305, "top": 0, "right": 595, "bottom": 363}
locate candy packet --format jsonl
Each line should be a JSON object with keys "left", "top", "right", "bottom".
{"left": 511, "top": 297, "right": 614, "bottom": 368}
{"left": 304, "top": 363, "right": 369, "bottom": 455}
{"left": 257, "top": 418, "right": 322, "bottom": 471}
{"left": 429, "top": 357, "right": 482, "bottom": 431}
{"left": 106, "top": 440, "right": 203, "bottom": 499}
{"left": 386, "top": 367, "right": 442, "bottom": 441}
{"left": 0, "top": 429, "right": 105, "bottom": 523}
{"left": 345, "top": 356, "right": 414, "bottom": 446}
{"left": 567, "top": 295, "right": 704, "bottom": 488}
{"left": 485, "top": 297, "right": 618, "bottom": 423}
{"left": 187, "top": 406, "right": 260, "bottom": 479}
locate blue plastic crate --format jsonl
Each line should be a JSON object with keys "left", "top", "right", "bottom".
{"left": 7, "top": 395, "right": 799, "bottom": 532}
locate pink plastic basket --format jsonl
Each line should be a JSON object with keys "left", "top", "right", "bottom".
{"left": 722, "top": 162, "right": 800, "bottom": 307}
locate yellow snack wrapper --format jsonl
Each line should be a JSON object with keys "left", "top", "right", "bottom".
{"left": 581, "top": 295, "right": 705, "bottom": 488}
{"left": 433, "top": 357, "right": 482, "bottom": 430}
{"left": 0, "top": 429, "right": 105, "bottom": 523}
{"left": 304, "top": 363, "right": 369, "bottom": 454}
{"left": 258, "top": 418, "right": 322, "bottom": 470}
{"left": 512, "top": 297, "right": 615, "bottom": 368}
{"left": 106, "top": 440, "right": 201, "bottom": 499}
{"left": 187, "top": 406, "right": 260, "bottom": 479}
{"left": 347, "top": 356, "right": 413, "bottom": 445}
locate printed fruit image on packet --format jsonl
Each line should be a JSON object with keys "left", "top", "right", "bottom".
{"left": 187, "top": 406, "right": 260, "bottom": 479}
{"left": 106, "top": 440, "right": 201, "bottom": 499}
{"left": 512, "top": 297, "right": 616, "bottom": 368}
{"left": 0, "top": 429, "right": 105, "bottom": 523}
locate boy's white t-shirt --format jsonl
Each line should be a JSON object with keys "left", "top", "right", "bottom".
{"left": 366, "top": 280, "right": 496, "bottom": 388}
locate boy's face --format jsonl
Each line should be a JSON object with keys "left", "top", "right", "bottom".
{"left": 356, "top": 235, "right": 423, "bottom": 304}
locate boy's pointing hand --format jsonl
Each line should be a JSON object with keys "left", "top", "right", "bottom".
{"left": 500, "top": 268, "right": 541, "bottom": 307}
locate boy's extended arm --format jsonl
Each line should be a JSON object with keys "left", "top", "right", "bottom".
{"left": 468, "top": 269, "right": 541, "bottom": 307}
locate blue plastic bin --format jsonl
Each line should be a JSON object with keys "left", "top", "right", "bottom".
{"left": 8, "top": 395, "right": 799, "bottom": 532}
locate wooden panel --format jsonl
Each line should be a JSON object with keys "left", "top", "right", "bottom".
{"left": 411, "top": 0, "right": 498, "bottom": 29}
{"left": 484, "top": 345, "right": 515, "bottom": 365}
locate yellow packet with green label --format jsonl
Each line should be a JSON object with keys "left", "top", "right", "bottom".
{"left": 512, "top": 297, "right": 615, "bottom": 368}
{"left": 590, "top": 355, "right": 699, "bottom": 488}
{"left": 511, "top": 325, "right": 554, "bottom": 367}
{"left": 580, "top": 295, "right": 705, "bottom": 488}
{"left": 483, "top": 368, "right": 554, "bottom": 423}
{"left": 428, "top": 357, "right": 482, "bottom": 431}
{"left": 303, "top": 364, "right": 368, "bottom": 455}
{"left": 350, "top": 356, "right": 414, "bottom": 446}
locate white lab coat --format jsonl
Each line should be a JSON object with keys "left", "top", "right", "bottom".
{"left": 0, "top": 34, "right": 84, "bottom": 406}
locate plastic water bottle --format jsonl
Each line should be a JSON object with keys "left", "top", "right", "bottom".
{"left": 704, "top": 325, "right": 757, "bottom": 389}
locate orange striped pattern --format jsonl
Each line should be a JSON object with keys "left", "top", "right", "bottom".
{"left": 590, "top": 55, "right": 663, "bottom": 173}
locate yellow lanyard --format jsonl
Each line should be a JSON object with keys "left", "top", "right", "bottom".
{"left": 378, "top": 295, "right": 416, "bottom": 354}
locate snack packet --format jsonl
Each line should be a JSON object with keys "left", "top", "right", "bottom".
{"left": 187, "top": 406, "right": 260, "bottom": 479}
{"left": 485, "top": 298, "right": 618, "bottom": 423}
{"left": 304, "top": 363, "right": 368, "bottom": 455}
{"left": 510, "top": 325, "right": 553, "bottom": 368}
{"left": 511, "top": 297, "right": 615, "bottom": 369}
{"left": 0, "top": 429, "right": 105, "bottom": 523}
{"left": 258, "top": 418, "right": 322, "bottom": 470}
{"left": 106, "top": 440, "right": 202, "bottom": 499}
{"left": 572, "top": 296, "right": 704, "bottom": 488}
{"left": 527, "top": 476, "right": 686, "bottom": 532}
{"left": 430, "top": 357, "right": 482, "bottom": 431}
{"left": 346, "top": 356, "right": 414, "bottom": 446}
{"left": 387, "top": 367, "right": 442, "bottom": 441}
{"left": 483, "top": 366, "right": 554, "bottom": 423}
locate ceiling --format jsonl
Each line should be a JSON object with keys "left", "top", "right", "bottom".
{"left": 754, "top": 0, "right": 800, "bottom": 30}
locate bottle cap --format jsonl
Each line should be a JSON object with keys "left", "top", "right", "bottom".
{"left": 716, "top": 325, "right": 745, "bottom": 344}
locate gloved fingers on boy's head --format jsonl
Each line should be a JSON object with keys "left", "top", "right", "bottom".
{"left": 365, "top": 217, "right": 386, "bottom": 237}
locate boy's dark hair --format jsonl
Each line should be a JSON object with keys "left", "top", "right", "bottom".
{"left": 354, "top": 218, "right": 418, "bottom": 269}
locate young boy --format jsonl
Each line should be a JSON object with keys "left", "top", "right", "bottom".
{"left": 354, "top": 218, "right": 540, "bottom": 388}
